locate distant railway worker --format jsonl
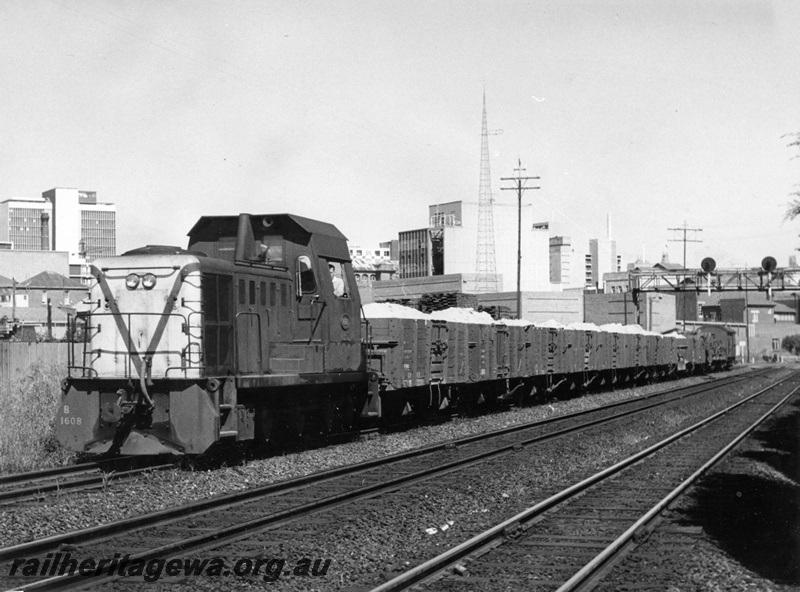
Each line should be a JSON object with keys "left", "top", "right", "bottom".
{"left": 330, "top": 264, "right": 345, "bottom": 297}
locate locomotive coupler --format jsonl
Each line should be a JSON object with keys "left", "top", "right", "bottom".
{"left": 101, "top": 385, "right": 153, "bottom": 427}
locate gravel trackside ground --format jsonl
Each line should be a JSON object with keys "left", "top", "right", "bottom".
{"left": 3, "top": 366, "right": 792, "bottom": 592}
{"left": 593, "top": 382, "right": 800, "bottom": 592}
{"left": 0, "top": 372, "right": 739, "bottom": 548}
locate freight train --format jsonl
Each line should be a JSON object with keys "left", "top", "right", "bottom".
{"left": 56, "top": 213, "right": 736, "bottom": 456}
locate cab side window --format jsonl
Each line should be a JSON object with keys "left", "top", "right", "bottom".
{"left": 296, "top": 255, "right": 317, "bottom": 295}
{"left": 326, "top": 260, "right": 349, "bottom": 299}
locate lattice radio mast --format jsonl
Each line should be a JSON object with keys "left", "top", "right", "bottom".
{"left": 475, "top": 91, "right": 501, "bottom": 293}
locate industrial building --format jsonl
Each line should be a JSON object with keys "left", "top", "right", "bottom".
{"left": 696, "top": 292, "right": 798, "bottom": 361}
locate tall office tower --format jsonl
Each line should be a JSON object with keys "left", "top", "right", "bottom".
{"left": 549, "top": 235, "right": 572, "bottom": 285}
{"left": 42, "top": 188, "right": 116, "bottom": 276}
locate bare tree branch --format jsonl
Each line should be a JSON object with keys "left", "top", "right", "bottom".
{"left": 783, "top": 134, "right": 800, "bottom": 224}
{"left": 786, "top": 132, "right": 800, "bottom": 155}
{"left": 786, "top": 197, "right": 800, "bottom": 221}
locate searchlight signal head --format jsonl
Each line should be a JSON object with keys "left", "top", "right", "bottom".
{"left": 761, "top": 256, "right": 777, "bottom": 273}
{"left": 700, "top": 257, "right": 716, "bottom": 273}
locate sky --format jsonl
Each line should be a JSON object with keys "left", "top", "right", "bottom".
{"left": 1, "top": 0, "right": 799, "bottom": 271}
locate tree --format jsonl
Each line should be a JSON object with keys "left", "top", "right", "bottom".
{"left": 785, "top": 133, "right": 800, "bottom": 221}
{"left": 782, "top": 334, "right": 800, "bottom": 355}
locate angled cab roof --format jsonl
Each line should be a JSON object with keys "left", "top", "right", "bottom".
{"left": 187, "top": 213, "right": 350, "bottom": 262}
{"left": 188, "top": 213, "right": 347, "bottom": 242}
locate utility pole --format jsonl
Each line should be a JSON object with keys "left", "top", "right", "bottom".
{"left": 667, "top": 221, "right": 703, "bottom": 268}
{"left": 501, "top": 159, "right": 540, "bottom": 319}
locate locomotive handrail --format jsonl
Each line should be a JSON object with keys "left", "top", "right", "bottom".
{"left": 99, "top": 264, "right": 181, "bottom": 272}
{"left": 307, "top": 296, "right": 327, "bottom": 344}
{"left": 66, "top": 365, "right": 99, "bottom": 379}
{"left": 165, "top": 363, "right": 206, "bottom": 377}
{"left": 70, "top": 310, "right": 196, "bottom": 380}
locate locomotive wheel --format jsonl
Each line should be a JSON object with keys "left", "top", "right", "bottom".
{"left": 290, "top": 407, "right": 307, "bottom": 439}
{"left": 380, "top": 391, "right": 407, "bottom": 422}
{"left": 320, "top": 392, "right": 351, "bottom": 435}
{"left": 255, "top": 406, "right": 275, "bottom": 445}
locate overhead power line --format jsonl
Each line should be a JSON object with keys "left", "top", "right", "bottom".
{"left": 668, "top": 221, "right": 703, "bottom": 268}
{"left": 501, "top": 159, "right": 540, "bottom": 319}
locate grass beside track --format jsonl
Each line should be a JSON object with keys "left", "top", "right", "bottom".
{"left": 0, "top": 365, "right": 76, "bottom": 474}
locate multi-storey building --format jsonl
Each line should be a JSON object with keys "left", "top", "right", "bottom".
{"left": 349, "top": 244, "right": 393, "bottom": 259}
{"left": 549, "top": 235, "right": 571, "bottom": 286}
{"left": 0, "top": 197, "right": 52, "bottom": 251}
{"left": 397, "top": 200, "right": 550, "bottom": 292}
{"left": 348, "top": 244, "right": 398, "bottom": 287}
{"left": 583, "top": 214, "right": 623, "bottom": 291}
{"left": 1, "top": 188, "right": 116, "bottom": 281}
{"left": 41, "top": 188, "right": 116, "bottom": 273}
{"left": 585, "top": 237, "right": 622, "bottom": 290}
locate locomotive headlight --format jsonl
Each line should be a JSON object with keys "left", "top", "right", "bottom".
{"left": 125, "top": 274, "right": 140, "bottom": 290}
{"left": 142, "top": 273, "right": 157, "bottom": 290}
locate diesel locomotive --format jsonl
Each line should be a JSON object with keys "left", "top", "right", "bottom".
{"left": 56, "top": 213, "right": 735, "bottom": 456}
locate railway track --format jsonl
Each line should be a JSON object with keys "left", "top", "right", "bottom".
{"left": 372, "top": 370, "right": 800, "bottom": 592}
{"left": 0, "top": 368, "right": 781, "bottom": 591}
{"left": 0, "top": 458, "right": 176, "bottom": 505}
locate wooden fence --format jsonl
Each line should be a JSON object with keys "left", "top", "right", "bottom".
{"left": 0, "top": 342, "right": 69, "bottom": 389}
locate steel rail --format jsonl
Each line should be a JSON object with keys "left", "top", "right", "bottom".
{"left": 7, "top": 371, "right": 785, "bottom": 592}
{"left": 555, "top": 383, "right": 800, "bottom": 592}
{"left": 0, "top": 369, "right": 765, "bottom": 567}
{"left": 368, "top": 370, "right": 799, "bottom": 592}
{"left": 0, "top": 458, "right": 136, "bottom": 487}
{"left": 0, "top": 463, "right": 176, "bottom": 504}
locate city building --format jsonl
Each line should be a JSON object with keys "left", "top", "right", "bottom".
{"left": 348, "top": 244, "right": 398, "bottom": 288}
{"left": 583, "top": 292, "right": 676, "bottom": 332}
{"left": 0, "top": 188, "right": 116, "bottom": 281}
{"left": 0, "top": 197, "right": 52, "bottom": 251}
{"left": 697, "top": 292, "right": 798, "bottom": 361}
{"left": 549, "top": 235, "right": 572, "bottom": 286}
{"left": 585, "top": 238, "right": 622, "bottom": 290}
{"left": 0, "top": 270, "right": 88, "bottom": 340}
{"left": 42, "top": 188, "right": 116, "bottom": 273}
{"left": 398, "top": 200, "right": 551, "bottom": 292}
{"left": 348, "top": 244, "right": 392, "bottom": 259}
{"left": 584, "top": 214, "right": 622, "bottom": 290}
{"left": 603, "top": 254, "right": 683, "bottom": 294}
